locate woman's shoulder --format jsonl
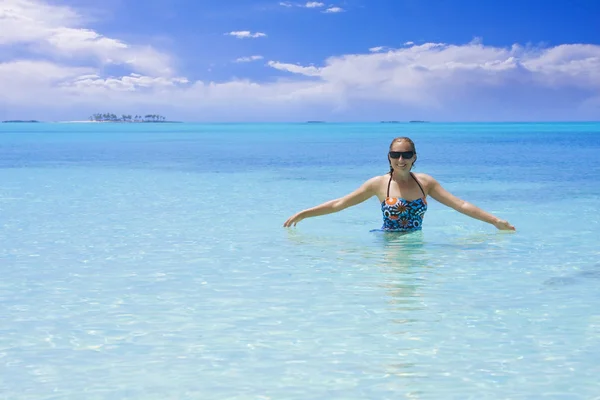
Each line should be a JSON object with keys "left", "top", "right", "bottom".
{"left": 369, "top": 174, "right": 393, "bottom": 184}
{"left": 363, "top": 173, "right": 390, "bottom": 182}
{"left": 412, "top": 172, "right": 438, "bottom": 189}
{"left": 360, "top": 174, "right": 391, "bottom": 190}
{"left": 413, "top": 172, "right": 433, "bottom": 180}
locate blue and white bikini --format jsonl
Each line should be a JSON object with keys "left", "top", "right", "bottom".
{"left": 380, "top": 172, "right": 427, "bottom": 232}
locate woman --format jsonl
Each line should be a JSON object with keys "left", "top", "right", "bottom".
{"left": 283, "top": 136, "right": 515, "bottom": 232}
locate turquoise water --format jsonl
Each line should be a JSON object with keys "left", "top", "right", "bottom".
{"left": 1, "top": 122, "right": 600, "bottom": 399}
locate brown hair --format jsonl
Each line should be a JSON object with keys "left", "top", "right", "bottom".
{"left": 388, "top": 136, "right": 417, "bottom": 174}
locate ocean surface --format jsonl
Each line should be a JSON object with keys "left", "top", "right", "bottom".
{"left": 1, "top": 122, "right": 599, "bottom": 399}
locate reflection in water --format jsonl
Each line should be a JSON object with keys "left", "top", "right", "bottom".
{"left": 284, "top": 229, "right": 431, "bottom": 382}
{"left": 371, "top": 231, "right": 431, "bottom": 382}
{"left": 283, "top": 228, "right": 431, "bottom": 314}
{"left": 377, "top": 235, "right": 428, "bottom": 309}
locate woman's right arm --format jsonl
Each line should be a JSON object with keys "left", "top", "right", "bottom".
{"left": 283, "top": 177, "right": 379, "bottom": 227}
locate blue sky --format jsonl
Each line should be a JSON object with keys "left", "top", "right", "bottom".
{"left": 1, "top": 0, "right": 599, "bottom": 121}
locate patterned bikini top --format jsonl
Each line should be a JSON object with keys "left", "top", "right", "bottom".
{"left": 380, "top": 172, "right": 427, "bottom": 232}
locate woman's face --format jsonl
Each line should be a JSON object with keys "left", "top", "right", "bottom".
{"left": 389, "top": 141, "right": 416, "bottom": 172}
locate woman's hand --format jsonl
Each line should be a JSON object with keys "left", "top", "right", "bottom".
{"left": 283, "top": 212, "right": 305, "bottom": 227}
{"left": 493, "top": 219, "right": 516, "bottom": 231}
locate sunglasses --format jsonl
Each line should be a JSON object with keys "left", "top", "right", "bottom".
{"left": 389, "top": 151, "right": 415, "bottom": 159}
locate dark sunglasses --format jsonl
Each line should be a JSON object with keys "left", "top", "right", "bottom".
{"left": 389, "top": 151, "right": 415, "bottom": 159}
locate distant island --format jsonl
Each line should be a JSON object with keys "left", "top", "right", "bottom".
{"left": 380, "top": 120, "right": 430, "bottom": 123}
{"left": 2, "top": 120, "right": 40, "bottom": 123}
{"left": 306, "top": 121, "right": 326, "bottom": 123}
{"left": 88, "top": 113, "right": 180, "bottom": 123}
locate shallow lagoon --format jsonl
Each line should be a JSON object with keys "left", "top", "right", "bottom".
{"left": 1, "top": 122, "right": 599, "bottom": 398}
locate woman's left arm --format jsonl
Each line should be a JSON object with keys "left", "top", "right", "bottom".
{"left": 424, "top": 175, "right": 516, "bottom": 231}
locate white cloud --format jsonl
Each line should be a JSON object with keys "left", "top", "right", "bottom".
{"left": 235, "top": 55, "right": 264, "bottom": 63}
{"left": 279, "top": 1, "right": 330, "bottom": 9}
{"left": 369, "top": 46, "right": 386, "bottom": 53}
{"left": 267, "top": 61, "right": 322, "bottom": 76}
{"left": 0, "top": 0, "right": 174, "bottom": 76}
{"left": 404, "top": 41, "right": 415, "bottom": 46}
{"left": 226, "top": 31, "right": 267, "bottom": 39}
{"left": 63, "top": 74, "right": 189, "bottom": 92}
{"left": 0, "top": 60, "right": 92, "bottom": 106}
{"left": 272, "top": 42, "right": 600, "bottom": 89}
{"left": 260, "top": 42, "right": 600, "bottom": 116}
{"left": 324, "top": 7, "right": 344, "bottom": 13}
{"left": 0, "top": 0, "right": 79, "bottom": 43}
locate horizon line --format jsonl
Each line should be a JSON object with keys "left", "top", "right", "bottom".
{"left": 3, "top": 120, "right": 600, "bottom": 124}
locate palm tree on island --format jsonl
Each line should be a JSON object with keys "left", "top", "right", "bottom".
{"left": 88, "top": 113, "right": 172, "bottom": 123}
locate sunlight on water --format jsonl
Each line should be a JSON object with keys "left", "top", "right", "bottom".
{"left": 1, "top": 123, "right": 600, "bottom": 398}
